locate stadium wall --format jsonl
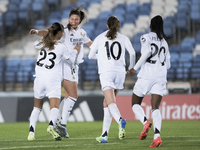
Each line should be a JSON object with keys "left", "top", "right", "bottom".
{"left": 0, "top": 94, "right": 199, "bottom": 123}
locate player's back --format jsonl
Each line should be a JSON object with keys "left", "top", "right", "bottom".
{"left": 138, "top": 32, "right": 169, "bottom": 80}
{"left": 34, "top": 42, "right": 66, "bottom": 79}
{"left": 95, "top": 31, "right": 128, "bottom": 74}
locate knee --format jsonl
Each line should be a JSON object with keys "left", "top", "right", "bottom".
{"left": 65, "top": 92, "right": 78, "bottom": 99}
{"left": 132, "top": 101, "right": 140, "bottom": 106}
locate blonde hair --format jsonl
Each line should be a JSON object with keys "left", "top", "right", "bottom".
{"left": 38, "top": 22, "right": 64, "bottom": 50}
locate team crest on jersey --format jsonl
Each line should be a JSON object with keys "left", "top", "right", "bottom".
{"left": 80, "top": 32, "right": 82, "bottom": 36}
{"left": 141, "top": 37, "right": 146, "bottom": 43}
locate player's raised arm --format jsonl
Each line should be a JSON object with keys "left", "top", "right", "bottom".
{"left": 29, "top": 29, "right": 48, "bottom": 37}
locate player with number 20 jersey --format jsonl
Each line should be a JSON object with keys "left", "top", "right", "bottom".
{"left": 134, "top": 32, "right": 170, "bottom": 82}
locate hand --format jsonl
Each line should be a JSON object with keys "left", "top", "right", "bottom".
{"left": 74, "top": 44, "right": 81, "bottom": 53}
{"left": 127, "top": 68, "right": 136, "bottom": 76}
{"left": 29, "top": 29, "right": 37, "bottom": 34}
{"left": 74, "top": 60, "right": 79, "bottom": 66}
{"left": 71, "top": 63, "right": 76, "bottom": 74}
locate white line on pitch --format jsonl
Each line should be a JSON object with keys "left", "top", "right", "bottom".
{"left": 0, "top": 143, "right": 121, "bottom": 150}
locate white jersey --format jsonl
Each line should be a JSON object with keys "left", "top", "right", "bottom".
{"left": 88, "top": 30, "right": 135, "bottom": 74}
{"left": 60, "top": 27, "right": 91, "bottom": 63}
{"left": 34, "top": 40, "right": 70, "bottom": 80}
{"left": 134, "top": 32, "right": 171, "bottom": 81}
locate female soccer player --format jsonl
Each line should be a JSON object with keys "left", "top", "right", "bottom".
{"left": 88, "top": 16, "right": 136, "bottom": 143}
{"left": 29, "top": 6, "right": 92, "bottom": 138}
{"left": 127, "top": 15, "right": 172, "bottom": 147}
{"left": 27, "top": 22, "right": 80, "bottom": 141}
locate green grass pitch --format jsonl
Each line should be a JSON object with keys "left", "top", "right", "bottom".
{"left": 0, "top": 121, "right": 199, "bottom": 150}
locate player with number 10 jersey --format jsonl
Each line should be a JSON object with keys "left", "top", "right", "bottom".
{"left": 89, "top": 30, "right": 135, "bottom": 74}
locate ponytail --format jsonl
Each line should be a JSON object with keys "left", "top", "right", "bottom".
{"left": 106, "top": 16, "right": 120, "bottom": 40}
{"left": 38, "top": 22, "right": 64, "bottom": 50}
{"left": 150, "top": 15, "right": 174, "bottom": 40}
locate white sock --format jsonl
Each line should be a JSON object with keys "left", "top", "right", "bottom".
{"left": 61, "top": 96, "right": 77, "bottom": 125}
{"left": 58, "top": 98, "right": 65, "bottom": 122}
{"left": 102, "top": 107, "right": 112, "bottom": 136}
{"left": 49, "top": 108, "right": 59, "bottom": 127}
{"left": 132, "top": 104, "right": 147, "bottom": 125}
{"left": 152, "top": 109, "right": 162, "bottom": 139}
{"left": 29, "top": 107, "right": 41, "bottom": 136}
{"left": 108, "top": 103, "right": 121, "bottom": 124}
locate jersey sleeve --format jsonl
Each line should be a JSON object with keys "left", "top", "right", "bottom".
{"left": 58, "top": 30, "right": 66, "bottom": 44}
{"left": 61, "top": 44, "right": 70, "bottom": 60}
{"left": 125, "top": 36, "right": 136, "bottom": 70}
{"left": 61, "top": 44, "right": 76, "bottom": 67}
{"left": 34, "top": 40, "right": 43, "bottom": 50}
{"left": 165, "top": 46, "right": 171, "bottom": 69}
{"left": 82, "top": 30, "right": 91, "bottom": 44}
{"left": 88, "top": 37, "right": 98, "bottom": 59}
{"left": 133, "top": 34, "right": 151, "bottom": 70}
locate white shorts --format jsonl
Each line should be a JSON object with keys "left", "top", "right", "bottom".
{"left": 63, "top": 63, "right": 79, "bottom": 83}
{"left": 100, "top": 71, "right": 126, "bottom": 91}
{"left": 133, "top": 78, "right": 167, "bottom": 97}
{"left": 34, "top": 77, "right": 61, "bottom": 99}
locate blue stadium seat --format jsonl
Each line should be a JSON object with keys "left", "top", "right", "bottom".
{"left": 169, "top": 45, "right": 181, "bottom": 52}
{"left": 19, "top": 3, "right": 30, "bottom": 11}
{"left": 180, "top": 37, "right": 195, "bottom": 52}
{"left": 5, "top": 71, "right": 16, "bottom": 82}
{"left": 5, "top": 58, "right": 21, "bottom": 72}
{"left": 19, "top": 58, "right": 35, "bottom": 72}
{"left": 124, "top": 14, "right": 137, "bottom": 24}
{"left": 49, "top": 11, "right": 62, "bottom": 20}
{"left": 61, "top": 10, "right": 70, "bottom": 19}
{"left": 126, "top": 3, "right": 139, "bottom": 14}
{"left": 90, "top": 0, "right": 101, "bottom": 4}
{"left": 83, "top": 24, "right": 95, "bottom": 33}
{"left": 18, "top": 11, "right": 30, "bottom": 23}
{"left": 88, "top": 19, "right": 97, "bottom": 25}
{"left": 47, "top": 0, "right": 59, "bottom": 9}
{"left": 113, "top": 8, "right": 126, "bottom": 16}
{"left": 48, "top": 18, "right": 61, "bottom": 26}
{"left": 190, "top": 68, "right": 200, "bottom": 79}
{"left": 139, "top": 3, "right": 151, "bottom": 15}
{"left": 7, "top": 2, "right": 18, "bottom": 12}
{"left": 17, "top": 71, "right": 30, "bottom": 82}
{"left": 179, "top": 53, "right": 193, "bottom": 62}
{"left": 98, "top": 11, "right": 112, "bottom": 21}
{"left": 4, "top": 12, "right": 18, "bottom": 34}
{"left": 164, "top": 26, "right": 173, "bottom": 36}
{"left": 34, "top": 20, "right": 45, "bottom": 29}
{"left": 167, "top": 68, "right": 176, "bottom": 80}
{"left": 115, "top": 3, "right": 126, "bottom": 9}
{"left": 32, "top": 1, "right": 45, "bottom": 19}
{"left": 81, "top": 58, "right": 98, "bottom": 83}
{"left": 176, "top": 68, "right": 190, "bottom": 80}
{"left": 21, "top": 0, "right": 32, "bottom": 4}
{"left": 179, "top": 62, "right": 192, "bottom": 68}
{"left": 170, "top": 52, "right": 179, "bottom": 63}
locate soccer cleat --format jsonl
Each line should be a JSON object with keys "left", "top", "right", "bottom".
{"left": 149, "top": 137, "right": 162, "bottom": 147}
{"left": 96, "top": 136, "right": 108, "bottom": 143}
{"left": 27, "top": 135, "right": 35, "bottom": 141}
{"left": 47, "top": 126, "right": 61, "bottom": 141}
{"left": 118, "top": 119, "right": 126, "bottom": 140}
{"left": 54, "top": 123, "right": 69, "bottom": 138}
{"left": 140, "top": 121, "right": 152, "bottom": 140}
